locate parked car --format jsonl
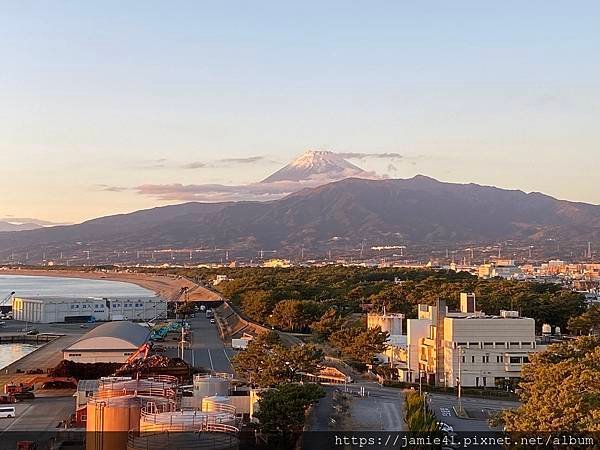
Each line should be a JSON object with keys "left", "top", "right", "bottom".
{"left": 25, "top": 329, "right": 39, "bottom": 336}
{"left": 210, "top": 319, "right": 216, "bottom": 324}
{"left": 438, "top": 422, "right": 454, "bottom": 433}
{"left": 153, "top": 346, "right": 166, "bottom": 353}
{"left": 0, "top": 406, "right": 15, "bottom": 417}
{"left": 14, "top": 392, "right": 35, "bottom": 401}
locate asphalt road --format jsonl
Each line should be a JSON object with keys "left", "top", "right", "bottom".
{"left": 165, "top": 315, "right": 235, "bottom": 374}
{"left": 425, "top": 392, "right": 520, "bottom": 432}
{"left": 0, "top": 396, "right": 74, "bottom": 448}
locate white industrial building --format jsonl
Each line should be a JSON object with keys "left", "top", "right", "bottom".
{"left": 11, "top": 296, "right": 166, "bottom": 324}
{"left": 63, "top": 321, "right": 150, "bottom": 363}
{"left": 405, "top": 293, "right": 544, "bottom": 388}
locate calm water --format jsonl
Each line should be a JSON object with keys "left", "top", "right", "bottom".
{"left": 0, "top": 343, "right": 42, "bottom": 369}
{"left": 0, "top": 274, "right": 154, "bottom": 298}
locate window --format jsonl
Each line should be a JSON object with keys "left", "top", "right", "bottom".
{"left": 496, "top": 342, "right": 506, "bottom": 348}
{"left": 471, "top": 356, "right": 475, "bottom": 363}
{"left": 509, "top": 357, "right": 521, "bottom": 364}
{"left": 68, "top": 353, "right": 82, "bottom": 357}
{"left": 497, "top": 355, "right": 504, "bottom": 363}
{"left": 483, "top": 355, "right": 490, "bottom": 363}
{"left": 469, "top": 342, "right": 479, "bottom": 348}
{"left": 510, "top": 342, "right": 520, "bottom": 347}
{"left": 461, "top": 356, "right": 465, "bottom": 363}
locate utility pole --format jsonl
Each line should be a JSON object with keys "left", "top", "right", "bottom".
{"left": 457, "top": 346, "right": 463, "bottom": 414}
{"left": 180, "top": 326, "right": 185, "bottom": 360}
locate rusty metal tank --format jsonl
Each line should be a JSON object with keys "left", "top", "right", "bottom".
{"left": 86, "top": 394, "right": 173, "bottom": 450}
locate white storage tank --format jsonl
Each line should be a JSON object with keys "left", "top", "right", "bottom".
{"left": 98, "top": 377, "right": 177, "bottom": 399}
{"left": 202, "top": 395, "right": 235, "bottom": 414}
{"left": 193, "top": 375, "right": 230, "bottom": 399}
{"left": 367, "top": 313, "right": 404, "bottom": 336}
{"left": 139, "top": 407, "right": 236, "bottom": 432}
{"left": 542, "top": 323, "right": 552, "bottom": 336}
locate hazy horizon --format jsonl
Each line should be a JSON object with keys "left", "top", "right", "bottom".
{"left": 2, "top": 1, "right": 599, "bottom": 223}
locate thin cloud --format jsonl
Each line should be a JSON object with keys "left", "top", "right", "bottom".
{"left": 181, "top": 155, "right": 269, "bottom": 169}
{"left": 181, "top": 161, "right": 208, "bottom": 169}
{"left": 94, "top": 184, "right": 128, "bottom": 192}
{"left": 135, "top": 171, "right": 382, "bottom": 202}
{"left": 218, "top": 156, "right": 266, "bottom": 164}
{"left": 337, "top": 152, "right": 404, "bottom": 160}
{"left": 0, "top": 217, "right": 69, "bottom": 226}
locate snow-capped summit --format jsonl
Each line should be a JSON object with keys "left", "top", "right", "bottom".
{"left": 261, "top": 150, "right": 367, "bottom": 183}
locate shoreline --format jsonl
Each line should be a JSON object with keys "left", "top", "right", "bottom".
{"left": 0, "top": 268, "right": 222, "bottom": 302}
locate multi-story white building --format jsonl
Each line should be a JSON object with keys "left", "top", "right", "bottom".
{"left": 478, "top": 260, "right": 522, "bottom": 279}
{"left": 12, "top": 296, "right": 166, "bottom": 323}
{"left": 407, "top": 293, "right": 543, "bottom": 388}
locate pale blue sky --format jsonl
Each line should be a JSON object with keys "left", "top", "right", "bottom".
{"left": 1, "top": 1, "right": 599, "bottom": 222}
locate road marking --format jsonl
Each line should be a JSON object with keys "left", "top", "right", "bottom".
{"left": 223, "top": 349, "right": 232, "bottom": 364}
{"left": 207, "top": 348, "right": 214, "bottom": 371}
{"left": 440, "top": 407, "right": 452, "bottom": 417}
{"left": 0, "top": 403, "right": 35, "bottom": 435}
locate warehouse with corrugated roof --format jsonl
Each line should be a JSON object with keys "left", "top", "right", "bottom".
{"left": 63, "top": 321, "right": 150, "bottom": 363}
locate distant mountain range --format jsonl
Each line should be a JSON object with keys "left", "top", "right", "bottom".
{"left": 0, "top": 221, "right": 43, "bottom": 232}
{"left": 1, "top": 175, "right": 599, "bottom": 263}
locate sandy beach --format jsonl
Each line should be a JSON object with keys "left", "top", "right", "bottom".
{"left": 0, "top": 268, "right": 222, "bottom": 302}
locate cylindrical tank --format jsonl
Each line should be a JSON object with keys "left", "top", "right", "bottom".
{"left": 98, "top": 377, "right": 176, "bottom": 399}
{"left": 202, "top": 395, "right": 235, "bottom": 413}
{"left": 193, "top": 375, "right": 230, "bottom": 398}
{"left": 139, "top": 408, "right": 236, "bottom": 432}
{"left": 127, "top": 427, "right": 239, "bottom": 450}
{"left": 367, "top": 313, "right": 404, "bottom": 336}
{"left": 86, "top": 395, "right": 173, "bottom": 450}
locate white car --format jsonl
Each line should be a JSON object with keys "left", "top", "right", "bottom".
{"left": 438, "top": 422, "right": 454, "bottom": 433}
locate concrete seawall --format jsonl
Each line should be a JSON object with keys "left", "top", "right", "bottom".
{"left": 214, "top": 301, "right": 302, "bottom": 347}
{"left": 2, "top": 334, "right": 79, "bottom": 374}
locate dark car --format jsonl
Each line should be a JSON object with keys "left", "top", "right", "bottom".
{"left": 25, "top": 329, "right": 39, "bottom": 336}
{"left": 14, "top": 392, "right": 35, "bottom": 401}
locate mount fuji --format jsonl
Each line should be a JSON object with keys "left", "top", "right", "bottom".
{"left": 261, "top": 150, "right": 369, "bottom": 183}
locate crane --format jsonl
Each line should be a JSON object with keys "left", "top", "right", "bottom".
{"left": 125, "top": 343, "right": 152, "bottom": 364}
{"left": 0, "top": 292, "right": 15, "bottom": 306}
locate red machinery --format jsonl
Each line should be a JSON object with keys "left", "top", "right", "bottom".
{"left": 125, "top": 342, "right": 152, "bottom": 364}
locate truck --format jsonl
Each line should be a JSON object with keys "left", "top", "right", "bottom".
{"left": 232, "top": 334, "right": 254, "bottom": 350}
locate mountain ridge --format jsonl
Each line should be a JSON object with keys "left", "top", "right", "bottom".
{"left": 1, "top": 175, "right": 599, "bottom": 262}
